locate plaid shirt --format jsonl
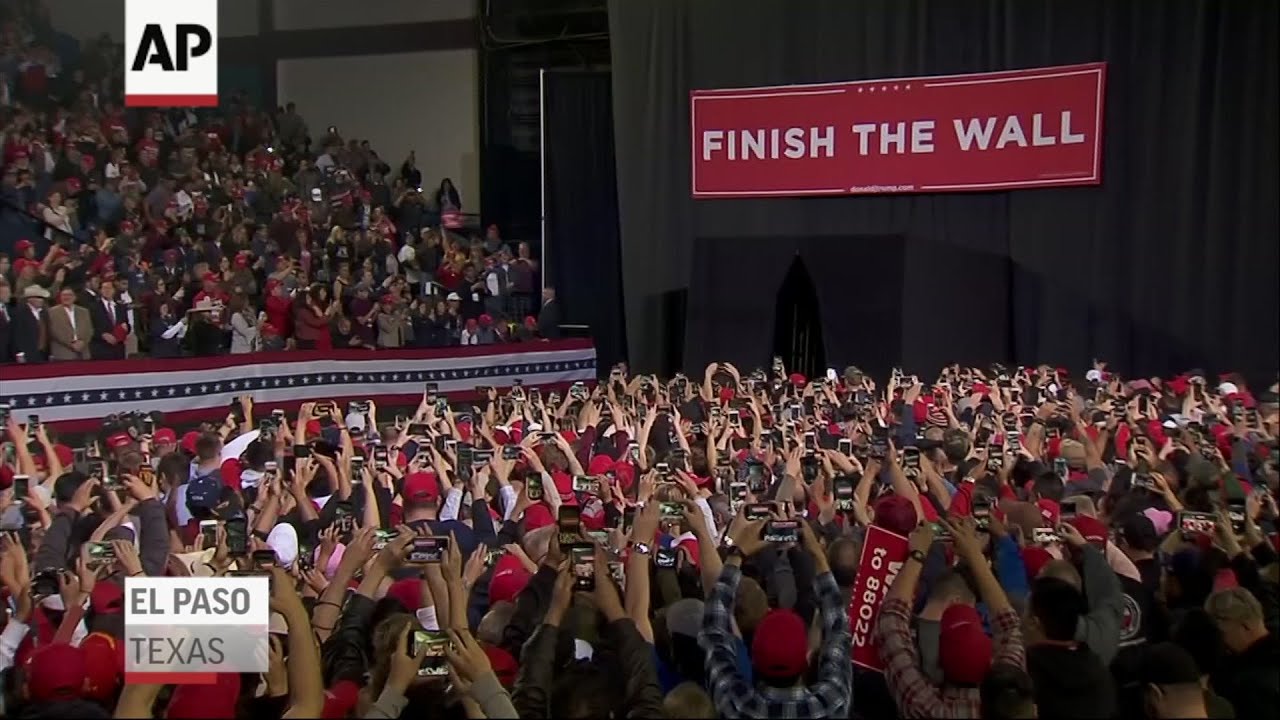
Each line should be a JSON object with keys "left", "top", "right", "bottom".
{"left": 875, "top": 597, "right": 1026, "bottom": 719}
{"left": 699, "top": 562, "right": 853, "bottom": 719}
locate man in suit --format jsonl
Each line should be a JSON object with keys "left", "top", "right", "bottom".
{"left": 0, "top": 277, "right": 13, "bottom": 362}
{"left": 48, "top": 286, "right": 92, "bottom": 361}
{"left": 537, "top": 286, "right": 562, "bottom": 340}
{"left": 11, "top": 284, "right": 50, "bottom": 363}
{"left": 89, "top": 278, "right": 129, "bottom": 360}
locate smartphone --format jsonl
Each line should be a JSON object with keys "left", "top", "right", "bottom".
{"left": 406, "top": 537, "right": 448, "bottom": 564}
{"left": 372, "top": 528, "right": 398, "bottom": 551}
{"left": 1227, "top": 499, "right": 1246, "bottom": 534}
{"left": 572, "top": 476, "right": 601, "bottom": 495}
{"left": 972, "top": 498, "right": 992, "bottom": 531}
{"left": 502, "top": 445, "right": 521, "bottom": 461}
{"left": 837, "top": 438, "right": 853, "bottom": 456}
{"left": 252, "top": 549, "right": 277, "bottom": 570}
{"left": 558, "top": 506, "right": 581, "bottom": 546}
{"left": 332, "top": 502, "right": 355, "bottom": 543}
{"left": 659, "top": 501, "right": 685, "bottom": 520}
{"left": 570, "top": 545, "right": 596, "bottom": 591}
{"left": 409, "top": 629, "right": 452, "bottom": 677}
{"left": 745, "top": 461, "right": 767, "bottom": 494}
{"left": 764, "top": 519, "right": 800, "bottom": 543}
{"left": 12, "top": 474, "right": 28, "bottom": 502}
{"left": 369, "top": 446, "right": 388, "bottom": 470}
{"left": 0, "top": 404, "right": 8, "bottom": 425}
{"left": 407, "top": 423, "right": 431, "bottom": 437}
{"left": 1006, "top": 430, "right": 1022, "bottom": 454}
{"left": 622, "top": 506, "right": 636, "bottom": 534}
{"left": 86, "top": 541, "right": 117, "bottom": 568}
{"left": 32, "top": 569, "right": 59, "bottom": 597}
{"left": 902, "top": 447, "right": 921, "bottom": 475}
{"left": 200, "top": 520, "right": 218, "bottom": 548}
{"left": 869, "top": 424, "right": 889, "bottom": 459}
{"left": 485, "top": 547, "right": 507, "bottom": 567}
{"left": 350, "top": 456, "right": 365, "bottom": 479}
{"left": 654, "top": 547, "right": 678, "bottom": 569}
{"left": 26, "top": 415, "right": 40, "bottom": 432}
{"left": 142, "top": 418, "right": 155, "bottom": 437}
{"left": 526, "top": 472, "right": 543, "bottom": 500}
{"left": 1178, "top": 511, "right": 1217, "bottom": 540}
{"left": 1033, "top": 527, "right": 1060, "bottom": 545}
{"left": 986, "top": 444, "right": 1004, "bottom": 472}
{"left": 655, "top": 462, "right": 671, "bottom": 477}
{"left": 1060, "top": 500, "right": 1078, "bottom": 521}
{"left": 803, "top": 432, "right": 817, "bottom": 452}
{"left": 1053, "top": 457, "right": 1069, "bottom": 479}
{"left": 745, "top": 503, "right": 774, "bottom": 521}
{"left": 729, "top": 481, "right": 749, "bottom": 502}
{"left": 834, "top": 478, "right": 855, "bottom": 511}
{"left": 226, "top": 517, "right": 248, "bottom": 555}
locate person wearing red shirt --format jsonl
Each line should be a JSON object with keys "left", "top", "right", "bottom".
{"left": 263, "top": 280, "right": 294, "bottom": 341}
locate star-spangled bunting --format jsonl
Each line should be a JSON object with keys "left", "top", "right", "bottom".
{"left": 1, "top": 358, "right": 595, "bottom": 410}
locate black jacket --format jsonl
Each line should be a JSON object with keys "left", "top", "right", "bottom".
{"left": 1213, "top": 632, "right": 1280, "bottom": 720}
{"left": 9, "top": 303, "right": 45, "bottom": 362}
{"left": 1027, "top": 641, "right": 1117, "bottom": 720}
{"left": 537, "top": 299, "right": 562, "bottom": 339}
{"left": 88, "top": 297, "right": 129, "bottom": 359}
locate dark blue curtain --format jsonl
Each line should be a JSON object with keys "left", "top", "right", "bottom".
{"left": 543, "top": 71, "right": 627, "bottom": 374}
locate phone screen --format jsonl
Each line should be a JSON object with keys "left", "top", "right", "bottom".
{"left": 12, "top": 474, "right": 28, "bottom": 500}
{"left": 410, "top": 630, "right": 451, "bottom": 676}
{"left": 527, "top": 473, "right": 543, "bottom": 500}
{"left": 558, "top": 506, "right": 581, "bottom": 546}
{"left": 407, "top": 537, "right": 448, "bottom": 564}
{"left": 1178, "top": 511, "right": 1217, "bottom": 540}
{"left": 834, "top": 479, "right": 854, "bottom": 511}
{"left": 200, "top": 520, "right": 218, "bottom": 547}
{"left": 226, "top": 518, "right": 248, "bottom": 555}
{"left": 764, "top": 519, "right": 800, "bottom": 543}
{"left": 837, "top": 438, "right": 853, "bottom": 455}
{"left": 570, "top": 545, "right": 595, "bottom": 591}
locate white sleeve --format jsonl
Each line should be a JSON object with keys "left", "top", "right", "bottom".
{"left": 439, "top": 487, "right": 464, "bottom": 522}
{"left": 695, "top": 497, "right": 719, "bottom": 541}
{"left": 499, "top": 484, "right": 518, "bottom": 521}
{"left": 161, "top": 318, "right": 187, "bottom": 339}
{"left": 0, "top": 619, "right": 29, "bottom": 673}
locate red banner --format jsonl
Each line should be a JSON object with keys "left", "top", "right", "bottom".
{"left": 691, "top": 63, "right": 1106, "bottom": 198}
{"left": 849, "top": 524, "right": 910, "bottom": 672}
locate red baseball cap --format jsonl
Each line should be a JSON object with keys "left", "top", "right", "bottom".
{"left": 181, "top": 431, "right": 201, "bottom": 455}
{"left": 106, "top": 432, "right": 132, "bottom": 450}
{"left": 403, "top": 471, "right": 440, "bottom": 504}
{"left": 153, "top": 427, "right": 177, "bottom": 445}
{"left": 1067, "top": 515, "right": 1108, "bottom": 547}
{"left": 938, "top": 604, "right": 992, "bottom": 685}
{"left": 750, "top": 609, "right": 808, "bottom": 678}
{"left": 24, "top": 643, "right": 87, "bottom": 702}
{"left": 1036, "top": 498, "right": 1061, "bottom": 527}
{"left": 80, "top": 632, "right": 123, "bottom": 703}
{"left": 385, "top": 578, "right": 425, "bottom": 613}
{"left": 482, "top": 644, "right": 519, "bottom": 687}
{"left": 322, "top": 679, "right": 361, "bottom": 719}
{"left": 488, "top": 553, "right": 532, "bottom": 605}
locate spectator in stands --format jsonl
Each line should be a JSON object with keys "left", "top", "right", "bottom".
{"left": 88, "top": 273, "right": 127, "bottom": 359}
{"left": 47, "top": 284, "right": 88, "bottom": 360}
{"left": 434, "top": 176, "right": 461, "bottom": 212}
{"left": 228, "top": 294, "right": 260, "bottom": 354}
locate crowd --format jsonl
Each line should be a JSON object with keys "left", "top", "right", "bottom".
{"left": 0, "top": 0, "right": 555, "bottom": 364}
{"left": 0, "top": 359, "right": 1276, "bottom": 720}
